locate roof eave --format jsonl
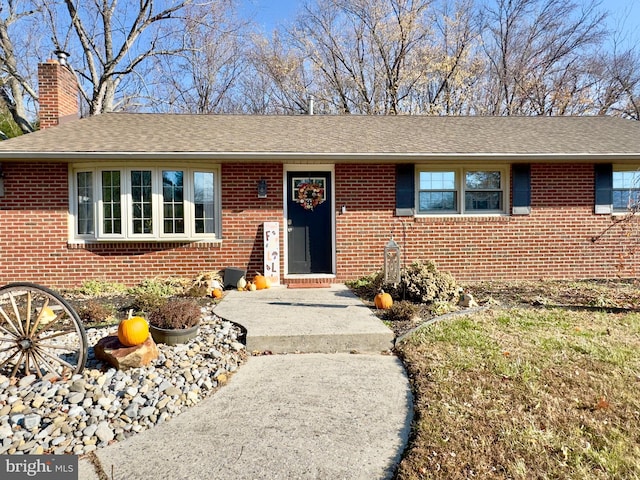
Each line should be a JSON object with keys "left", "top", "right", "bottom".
{"left": 1, "top": 151, "right": 640, "bottom": 162}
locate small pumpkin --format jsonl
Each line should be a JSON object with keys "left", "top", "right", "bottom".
{"left": 265, "top": 277, "right": 272, "bottom": 289}
{"left": 253, "top": 273, "right": 267, "bottom": 290}
{"left": 374, "top": 291, "right": 393, "bottom": 310}
{"left": 236, "top": 276, "right": 247, "bottom": 290}
{"left": 118, "top": 316, "right": 149, "bottom": 346}
{"left": 248, "top": 282, "right": 257, "bottom": 291}
{"left": 212, "top": 288, "right": 223, "bottom": 299}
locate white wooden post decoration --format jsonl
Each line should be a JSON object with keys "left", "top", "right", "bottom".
{"left": 263, "top": 221, "right": 280, "bottom": 285}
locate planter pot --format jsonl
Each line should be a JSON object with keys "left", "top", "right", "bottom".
{"left": 149, "top": 324, "right": 199, "bottom": 346}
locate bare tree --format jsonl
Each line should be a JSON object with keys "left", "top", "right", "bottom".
{"left": 147, "top": 1, "right": 249, "bottom": 113}
{"left": 44, "top": 0, "right": 210, "bottom": 115}
{"left": 1, "top": 0, "right": 638, "bottom": 124}
{"left": 0, "top": 0, "right": 41, "bottom": 133}
{"left": 275, "top": 0, "right": 433, "bottom": 115}
{"left": 480, "top": 0, "right": 607, "bottom": 116}
{"left": 405, "top": 0, "right": 484, "bottom": 115}
{"left": 591, "top": 46, "right": 640, "bottom": 120}
{"left": 248, "top": 31, "right": 314, "bottom": 114}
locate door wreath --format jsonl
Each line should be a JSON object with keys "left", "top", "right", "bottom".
{"left": 297, "top": 182, "right": 325, "bottom": 211}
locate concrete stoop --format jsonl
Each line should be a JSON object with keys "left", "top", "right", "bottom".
{"left": 213, "top": 284, "right": 395, "bottom": 354}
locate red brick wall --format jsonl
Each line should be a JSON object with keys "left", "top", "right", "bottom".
{"left": 0, "top": 163, "right": 283, "bottom": 288}
{"left": 334, "top": 163, "right": 639, "bottom": 282}
{"left": 38, "top": 61, "right": 79, "bottom": 129}
{"left": 0, "top": 161, "right": 637, "bottom": 288}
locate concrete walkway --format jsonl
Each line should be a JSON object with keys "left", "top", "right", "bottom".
{"left": 79, "top": 285, "right": 412, "bottom": 480}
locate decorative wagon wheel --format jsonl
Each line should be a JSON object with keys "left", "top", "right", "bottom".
{"left": 0, "top": 282, "right": 87, "bottom": 379}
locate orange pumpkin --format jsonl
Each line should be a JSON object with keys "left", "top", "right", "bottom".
{"left": 212, "top": 288, "right": 223, "bottom": 299}
{"left": 374, "top": 291, "right": 393, "bottom": 310}
{"left": 253, "top": 273, "right": 268, "bottom": 290}
{"left": 118, "top": 316, "right": 149, "bottom": 346}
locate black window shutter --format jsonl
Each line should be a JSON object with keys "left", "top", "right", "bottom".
{"left": 594, "top": 163, "right": 613, "bottom": 214}
{"left": 395, "top": 164, "right": 415, "bottom": 216}
{"left": 512, "top": 164, "right": 531, "bottom": 215}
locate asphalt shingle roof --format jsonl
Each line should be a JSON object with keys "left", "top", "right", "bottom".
{"left": 0, "top": 113, "right": 639, "bottom": 161}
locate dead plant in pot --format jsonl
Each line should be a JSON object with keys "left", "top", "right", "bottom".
{"left": 147, "top": 297, "right": 202, "bottom": 345}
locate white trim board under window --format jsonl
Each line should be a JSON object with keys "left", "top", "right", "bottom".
{"left": 69, "top": 165, "right": 221, "bottom": 242}
{"left": 416, "top": 165, "right": 509, "bottom": 215}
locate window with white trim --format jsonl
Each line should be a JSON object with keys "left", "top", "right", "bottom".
{"left": 71, "top": 166, "right": 220, "bottom": 241}
{"left": 612, "top": 167, "right": 640, "bottom": 212}
{"left": 417, "top": 167, "right": 507, "bottom": 215}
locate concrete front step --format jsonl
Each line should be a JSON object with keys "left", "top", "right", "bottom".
{"left": 245, "top": 328, "right": 394, "bottom": 354}
{"left": 213, "top": 284, "right": 394, "bottom": 354}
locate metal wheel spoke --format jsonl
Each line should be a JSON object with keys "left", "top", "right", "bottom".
{"left": 0, "top": 335, "right": 18, "bottom": 343}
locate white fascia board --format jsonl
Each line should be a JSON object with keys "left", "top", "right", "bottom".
{"left": 1, "top": 151, "right": 640, "bottom": 162}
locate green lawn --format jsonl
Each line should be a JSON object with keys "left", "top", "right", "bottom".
{"left": 394, "top": 307, "right": 640, "bottom": 479}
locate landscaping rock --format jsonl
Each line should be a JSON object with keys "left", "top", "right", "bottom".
{"left": 95, "top": 335, "right": 160, "bottom": 370}
{"left": 459, "top": 292, "right": 479, "bottom": 308}
{"left": 0, "top": 309, "right": 246, "bottom": 456}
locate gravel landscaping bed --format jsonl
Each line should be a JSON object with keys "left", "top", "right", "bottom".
{"left": 0, "top": 304, "right": 246, "bottom": 456}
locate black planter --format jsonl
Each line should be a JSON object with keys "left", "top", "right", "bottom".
{"left": 149, "top": 324, "right": 199, "bottom": 346}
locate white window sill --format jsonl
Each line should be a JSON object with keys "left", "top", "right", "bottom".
{"left": 68, "top": 238, "right": 222, "bottom": 245}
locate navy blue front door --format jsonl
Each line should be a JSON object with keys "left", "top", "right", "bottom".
{"left": 287, "top": 172, "right": 332, "bottom": 274}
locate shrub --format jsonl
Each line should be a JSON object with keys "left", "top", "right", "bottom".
{"left": 346, "top": 272, "right": 384, "bottom": 300}
{"left": 128, "top": 278, "right": 182, "bottom": 313}
{"left": 76, "top": 280, "right": 127, "bottom": 296}
{"left": 385, "top": 260, "right": 458, "bottom": 304}
{"left": 184, "top": 284, "right": 209, "bottom": 297}
{"left": 128, "top": 278, "right": 181, "bottom": 298}
{"left": 132, "top": 292, "right": 168, "bottom": 313}
{"left": 147, "top": 297, "right": 202, "bottom": 329}
{"left": 77, "top": 300, "right": 116, "bottom": 324}
{"left": 386, "top": 300, "right": 420, "bottom": 322}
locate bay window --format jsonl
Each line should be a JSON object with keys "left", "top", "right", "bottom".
{"left": 71, "top": 166, "right": 219, "bottom": 241}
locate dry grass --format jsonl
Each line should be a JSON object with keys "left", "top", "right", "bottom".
{"left": 395, "top": 305, "right": 640, "bottom": 479}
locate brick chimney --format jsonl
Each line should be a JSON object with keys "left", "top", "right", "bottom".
{"left": 37, "top": 51, "right": 79, "bottom": 130}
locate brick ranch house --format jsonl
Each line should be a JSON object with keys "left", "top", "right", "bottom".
{"left": 1, "top": 59, "right": 640, "bottom": 289}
